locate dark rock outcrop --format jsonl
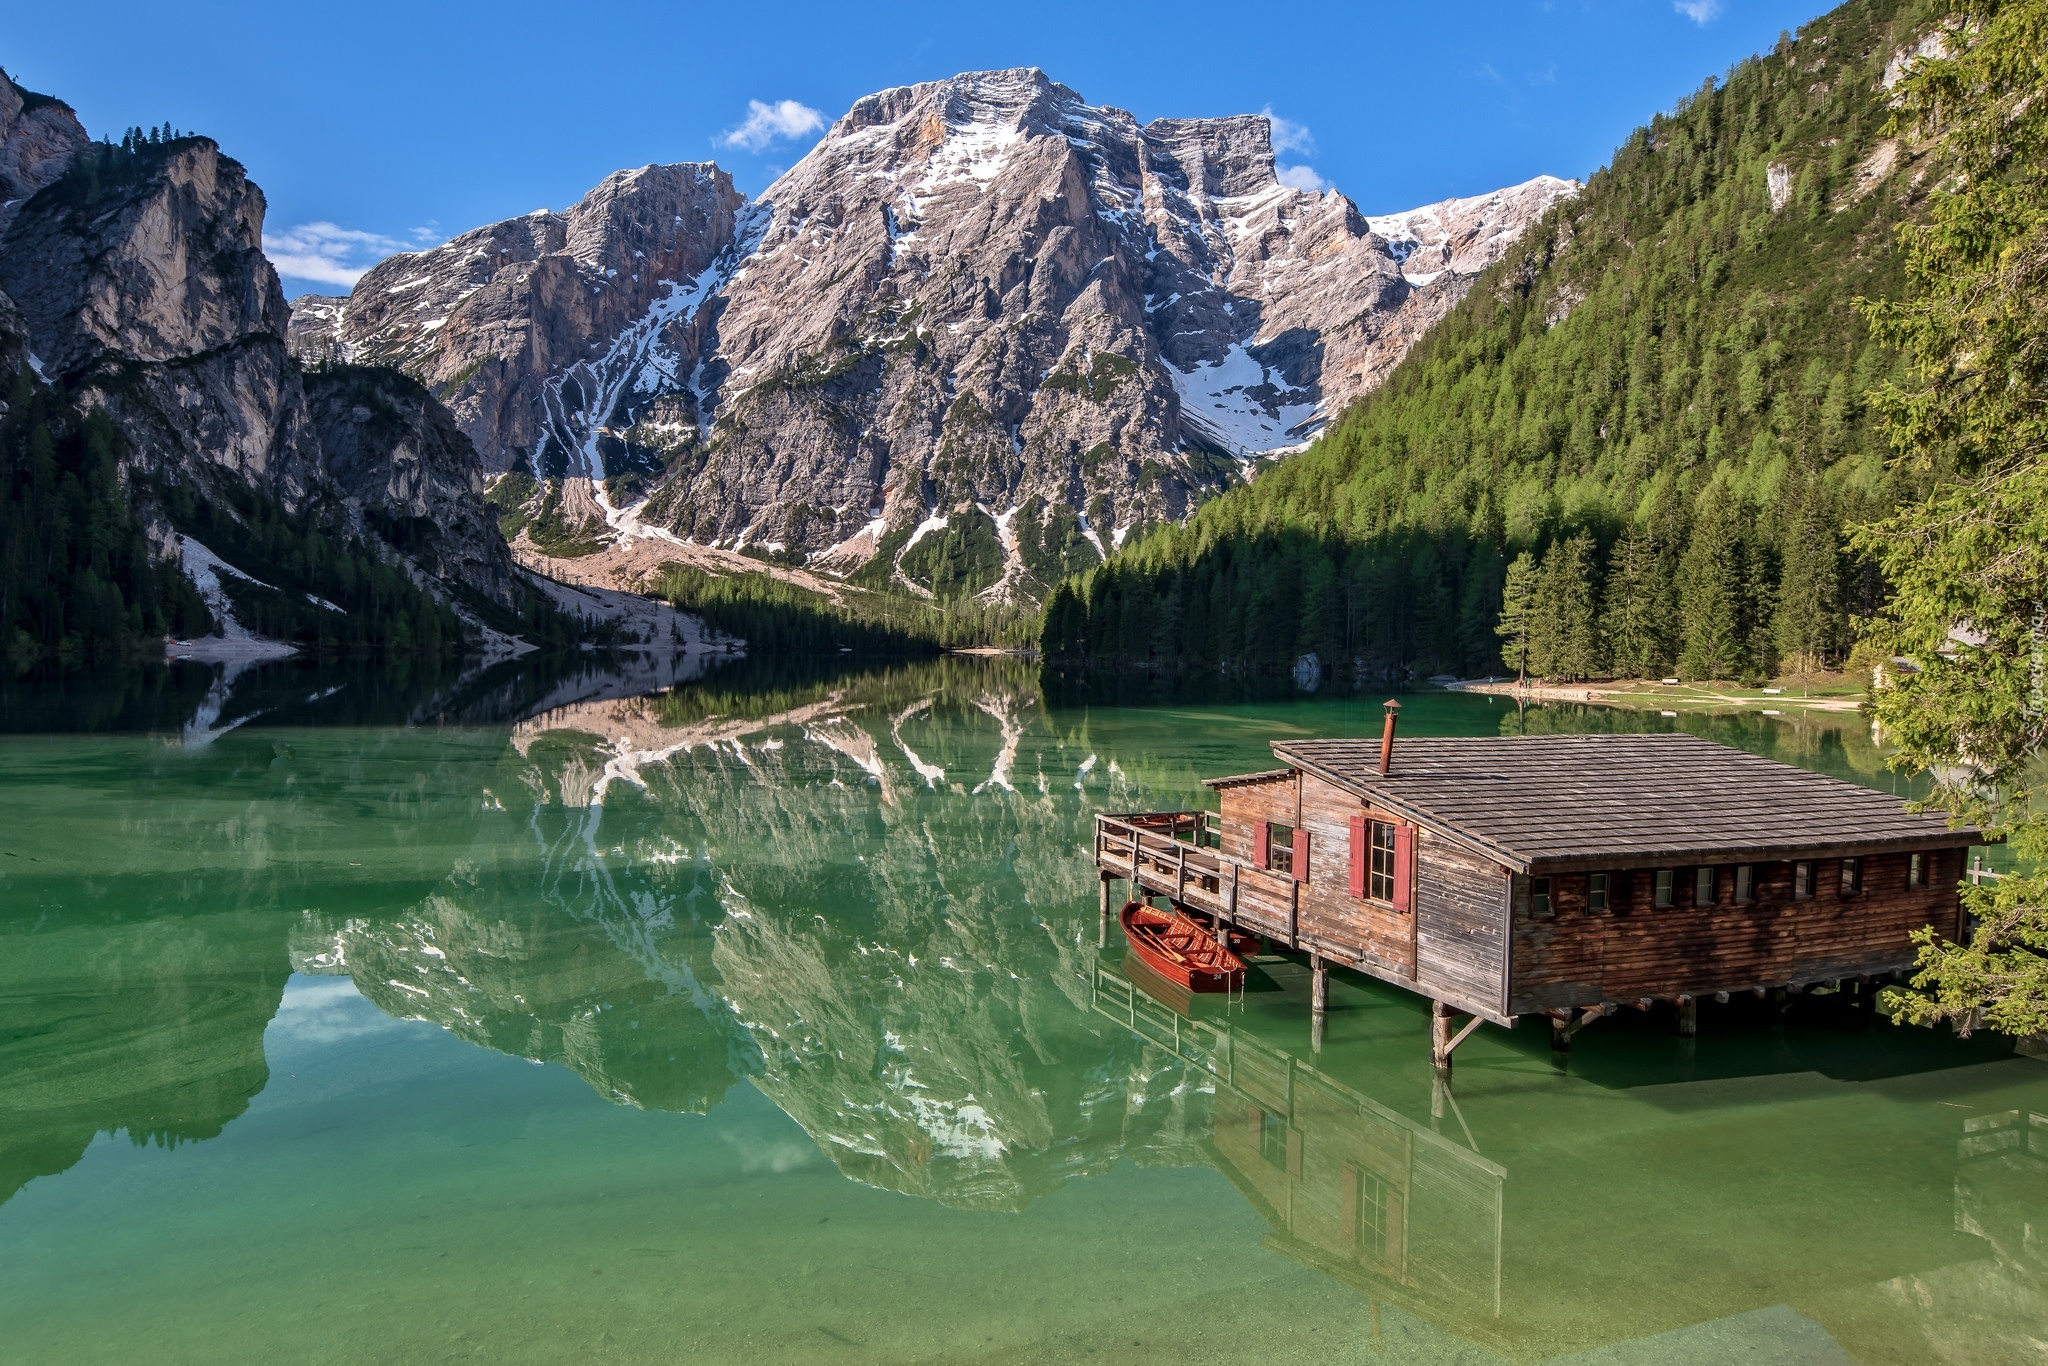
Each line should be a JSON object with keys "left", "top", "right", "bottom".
{"left": 0, "top": 138, "right": 325, "bottom": 508}
{"left": 303, "top": 366, "right": 518, "bottom": 608}
{"left": 0, "top": 126, "right": 521, "bottom": 618}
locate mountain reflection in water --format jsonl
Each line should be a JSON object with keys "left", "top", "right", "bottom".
{"left": 1, "top": 656, "right": 2044, "bottom": 1362}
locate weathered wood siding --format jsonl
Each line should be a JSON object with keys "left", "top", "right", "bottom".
{"left": 1297, "top": 775, "right": 1417, "bottom": 977}
{"left": 1508, "top": 848, "right": 1975, "bottom": 1013}
{"left": 1216, "top": 775, "right": 1296, "bottom": 865}
{"left": 1413, "top": 831, "right": 1510, "bottom": 1015}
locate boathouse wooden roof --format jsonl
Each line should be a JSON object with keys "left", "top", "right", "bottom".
{"left": 1201, "top": 768, "right": 1292, "bottom": 791}
{"left": 1269, "top": 733, "right": 1979, "bottom": 873}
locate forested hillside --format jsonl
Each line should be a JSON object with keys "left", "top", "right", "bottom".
{"left": 1043, "top": 0, "right": 1939, "bottom": 683}
{"left": 0, "top": 365, "right": 208, "bottom": 665}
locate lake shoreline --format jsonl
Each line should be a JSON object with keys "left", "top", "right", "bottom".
{"left": 1443, "top": 676, "right": 1865, "bottom": 714}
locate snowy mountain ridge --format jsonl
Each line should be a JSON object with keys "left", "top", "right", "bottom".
{"left": 291, "top": 68, "right": 1575, "bottom": 600}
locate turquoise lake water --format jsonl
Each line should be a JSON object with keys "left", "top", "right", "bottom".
{"left": 1, "top": 657, "right": 2041, "bottom": 1363}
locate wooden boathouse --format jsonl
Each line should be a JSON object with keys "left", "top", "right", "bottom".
{"left": 1094, "top": 707, "right": 1982, "bottom": 1067}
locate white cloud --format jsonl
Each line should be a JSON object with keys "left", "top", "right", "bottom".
{"left": 1262, "top": 107, "right": 1316, "bottom": 158}
{"left": 265, "top": 221, "right": 429, "bottom": 289}
{"left": 1277, "top": 164, "right": 1331, "bottom": 192}
{"left": 1674, "top": 0, "right": 1723, "bottom": 23}
{"left": 717, "top": 98, "right": 826, "bottom": 152}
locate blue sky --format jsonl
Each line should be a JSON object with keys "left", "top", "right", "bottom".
{"left": 6, "top": 0, "right": 1828, "bottom": 296}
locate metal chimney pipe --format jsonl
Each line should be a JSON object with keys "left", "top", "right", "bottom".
{"left": 1378, "top": 699, "right": 1401, "bottom": 776}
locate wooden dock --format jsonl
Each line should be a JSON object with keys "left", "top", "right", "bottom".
{"left": 1094, "top": 812, "right": 1304, "bottom": 951}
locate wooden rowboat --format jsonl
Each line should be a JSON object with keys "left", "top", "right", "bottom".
{"left": 1120, "top": 900, "right": 1246, "bottom": 992}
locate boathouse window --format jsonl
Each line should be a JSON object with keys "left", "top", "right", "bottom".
{"left": 1513, "top": 873, "right": 1554, "bottom": 919}
{"left": 1654, "top": 869, "right": 1676, "bottom": 909}
{"left": 1794, "top": 861, "right": 1813, "bottom": 899}
{"left": 1356, "top": 1170, "right": 1391, "bottom": 1263}
{"left": 1694, "top": 866, "right": 1717, "bottom": 906}
{"left": 1266, "top": 823, "right": 1294, "bottom": 876}
{"left": 1734, "top": 864, "right": 1755, "bottom": 904}
{"left": 1588, "top": 873, "right": 1610, "bottom": 915}
{"left": 1840, "top": 857, "right": 1862, "bottom": 896}
{"left": 1909, "top": 853, "right": 1925, "bottom": 889}
{"left": 1369, "top": 820, "right": 1396, "bottom": 900}
{"left": 1259, "top": 1109, "right": 1288, "bottom": 1168}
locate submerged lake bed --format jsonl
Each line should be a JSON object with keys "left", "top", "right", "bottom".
{"left": 1, "top": 659, "right": 2042, "bottom": 1363}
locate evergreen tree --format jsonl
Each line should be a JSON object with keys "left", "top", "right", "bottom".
{"left": 1601, "top": 521, "right": 1672, "bottom": 678}
{"left": 0, "top": 369, "right": 207, "bottom": 666}
{"left": 1536, "top": 533, "right": 1601, "bottom": 680}
{"left": 1496, "top": 551, "right": 1538, "bottom": 680}
{"left": 1775, "top": 482, "right": 1843, "bottom": 674}
{"left": 1678, "top": 483, "right": 1747, "bottom": 680}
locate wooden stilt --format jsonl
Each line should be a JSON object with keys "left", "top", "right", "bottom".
{"left": 1551, "top": 1002, "right": 1609, "bottom": 1052}
{"left": 1677, "top": 996, "right": 1698, "bottom": 1038}
{"left": 1310, "top": 952, "right": 1328, "bottom": 1015}
{"left": 1431, "top": 999, "right": 1456, "bottom": 1071}
{"left": 1311, "top": 1006, "right": 1326, "bottom": 1054}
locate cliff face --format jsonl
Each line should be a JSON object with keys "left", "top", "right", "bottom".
{"left": 1, "top": 139, "right": 326, "bottom": 508}
{"left": 288, "top": 164, "right": 747, "bottom": 477}
{"left": 0, "top": 70, "right": 89, "bottom": 238}
{"left": 295, "top": 69, "right": 1574, "bottom": 595}
{"left": 0, "top": 115, "right": 523, "bottom": 618}
{"left": 302, "top": 366, "right": 518, "bottom": 607}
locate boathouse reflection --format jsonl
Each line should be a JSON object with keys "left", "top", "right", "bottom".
{"left": 1090, "top": 958, "right": 2048, "bottom": 1362}
{"left": 1092, "top": 966, "right": 1507, "bottom": 1329}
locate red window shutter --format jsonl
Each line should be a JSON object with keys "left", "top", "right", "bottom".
{"left": 1292, "top": 828, "right": 1310, "bottom": 884}
{"left": 1252, "top": 819, "right": 1269, "bottom": 871}
{"left": 1393, "top": 825, "right": 1414, "bottom": 911}
{"left": 1348, "top": 814, "right": 1367, "bottom": 898}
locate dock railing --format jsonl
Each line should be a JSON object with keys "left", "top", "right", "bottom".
{"left": 1095, "top": 811, "right": 1301, "bottom": 944}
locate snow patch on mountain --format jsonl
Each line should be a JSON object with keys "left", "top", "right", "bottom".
{"left": 1167, "top": 344, "right": 1321, "bottom": 458}
{"left": 1367, "top": 175, "right": 1577, "bottom": 288}
{"left": 166, "top": 535, "right": 299, "bottom": 664}
{"left": 536, "top": 207, "right": 769, "bottom": 477}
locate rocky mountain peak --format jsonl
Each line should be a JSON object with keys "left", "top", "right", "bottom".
{"left": 293, "top": 69, "right": 1577, "bottom": 601}
{"left": 829, "top": 66, "right": 1087, "bottom": 145}
{"left": 292, "top": 161, "right": 744, "bottom": 482}
{"left": 1368, "top": 174, "right": 1581, "bottom": 286}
